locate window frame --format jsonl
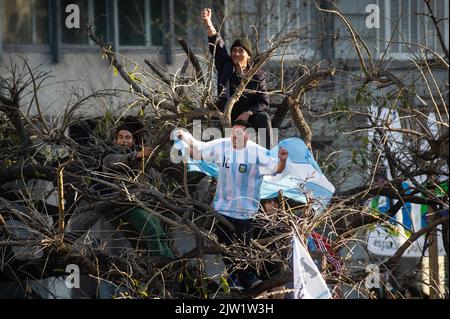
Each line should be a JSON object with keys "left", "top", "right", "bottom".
{"left": 0, "top": 2, "right": 2, "bottom": 59}
{"left": 1, "top": 0, "right": 50, "bottom": 51}
{"left": 444, "top": 0, "right": 449, "bottom": 50}
{"left": 61, "top": 0, "right": 164, "bottom": 49}
{"left": 263, "top": 0, "right": 316, "bottom": 60}
{"left": 0, "top": 0, "right": 169, "bottom": 60}
{"left": 114, "top": 0, "right": 163, "bottom": 49}
{"left": 61, "top": 0, "right": 104, "bottom": 48}
{"left": 378, "top": 0, "right": 450, "bottom": 60}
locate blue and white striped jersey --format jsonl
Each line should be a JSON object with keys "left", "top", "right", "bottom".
{"left": 197, "top": 138, "right": 278, "bottom": 219}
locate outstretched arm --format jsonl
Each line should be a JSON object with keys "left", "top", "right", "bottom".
{"left": 176, "top": 130, "right": 206, "bottom": 160}
{"left": 176, "top": 130, "right": 195, "bottom": 159}
{"left": 176, "top": 130, "right": 223, "bottom": 163}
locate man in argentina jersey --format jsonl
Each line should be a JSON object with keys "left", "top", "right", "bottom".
{"left": 177, "top": 120, "right": 288, "bottom": 289}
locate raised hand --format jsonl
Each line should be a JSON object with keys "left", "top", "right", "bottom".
{"left": 174, "top": 129, "right": 184, "bottom": 140}
{"left": 201, "top": 8, "right": 212, "bottom": 25}
{"left": 278, "top": 147, "right": 288, "bottom": 162}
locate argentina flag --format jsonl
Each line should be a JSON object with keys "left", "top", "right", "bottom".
{"left": 261, "top": 138, "right": 335, "bottom": 209}
{"left": 174, "top": 136, "right": 335, "bottom": 211}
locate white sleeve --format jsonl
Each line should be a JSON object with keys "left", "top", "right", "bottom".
{"left": 257, "top": 147, "right": 278, "bottom": 175}
{"left": 192, "top": 138, "right": 226, "bottom": 164}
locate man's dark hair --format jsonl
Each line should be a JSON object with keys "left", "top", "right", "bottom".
{"left": 232, "top": 119, "right": 252, "bottom": 129}
{"left": 116, "top": 116, "right": 144, "bottom": 143}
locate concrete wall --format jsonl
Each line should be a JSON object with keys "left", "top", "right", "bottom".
{"left": 1, "top": 48, "right": 189, "bottom": 118}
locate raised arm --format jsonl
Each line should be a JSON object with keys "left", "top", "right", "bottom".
{"left": 201, "top": 8, "right": 217, "bottom": 37}
{"left": 276, "top": 147, "right": 288, "bottom": 174}
{"left": 201, "top": 8, "right": 229, "bottom": 69}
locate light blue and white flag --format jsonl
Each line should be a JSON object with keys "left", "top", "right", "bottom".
{"left": 174, "top": 137, "right": 335, "bottom": 210}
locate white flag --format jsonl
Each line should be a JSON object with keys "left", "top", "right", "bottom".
{"left": 293, "top": 234, "right": 331, "bottom": 299}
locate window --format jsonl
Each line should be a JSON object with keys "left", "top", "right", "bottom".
{"left": 264, "top": 0, "right": 318, "bottom": 56}
{"left": 117, "top": 0, "right": 163, "bottom": 47}
{"left": 61, "top": 0, "right": 107, "bottom": 45}
{"left": 2, "top": 0, "right": 48, "bottom": 45}
{"left": 118, "top": 0, "right": 146, "bottom": 46}
{"left": 380, "top": 0, "right": 449, "bottom": 59}
{"left": 60, "top": 0, "right": 185, "bottom": 48}
{"left": 93, "top": 0, "right": 108, "bottom": 41}
{"left": 150, "top": 0, "right": 163, "bottom": 46}
{"left": 173, "top": 0, "right": 188, "bottom": 38}
{"left": 1, "top": 0, "right": 177, "bottom": 50}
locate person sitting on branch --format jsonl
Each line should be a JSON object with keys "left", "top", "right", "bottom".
{"left": 201, "top": 7, "right": 274, "bottom": 149}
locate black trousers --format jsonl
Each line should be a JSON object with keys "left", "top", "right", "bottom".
{"left": 231, "top": 112, "right": 274, "bottom": 149}
{"left": 216, "top": 215, "right": 253, "bottom": 247}
{"left": 215, "top": 215, "right": 254, "bottom": 285}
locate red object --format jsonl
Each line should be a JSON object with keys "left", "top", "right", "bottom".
{"left": 310, "top": 232, "right": 343, "bottom": 273}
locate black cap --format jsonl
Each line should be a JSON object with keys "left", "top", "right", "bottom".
{"left": 230, "top": 38, "right": 253, "bottom": 57}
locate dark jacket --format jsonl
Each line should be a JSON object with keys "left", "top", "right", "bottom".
{"left": 91, "top": 145, "right": 142, "bottom": 196}
{"left": 208, "top": 34, "right": 269, "bottom": 120}
{"left": 102, "top": 145, "right": 141, "bottom": 176}
{"left": 101, "top": 145, "right": 162, "bottom": 185}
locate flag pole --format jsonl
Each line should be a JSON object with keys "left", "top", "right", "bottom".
{"left": 428, "top": 206, "right": 441, "bottom": 299}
